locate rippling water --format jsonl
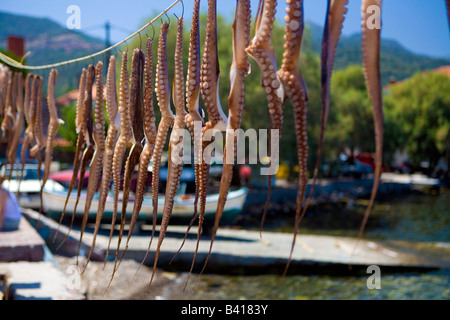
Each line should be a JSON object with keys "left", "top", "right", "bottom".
{"left": 191, "top": 189, "right": 450, "bottom": 300}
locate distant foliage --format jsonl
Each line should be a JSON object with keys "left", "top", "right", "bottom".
{"left": 384, "top": 72, "right": 450, "bottom": 172}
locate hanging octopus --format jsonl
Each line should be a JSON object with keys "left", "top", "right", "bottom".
{"left": 0, "top": 66, "right": 9, "bottom": 122}
{"left": 149, "top": 16, "right": 186, "bottom": 289}
{"left": 358, "top": 0, "right": 383, "bottom": 241}
{"left": 42, "top": 69, "right": 63, "bottom": 194}
{"left": 0, "top": 0, "right": 403, "bottom": 292}
{"left": 122, "top": 38, "right": 157, "bottom": 267}
{"left": 18, "top": 74, "right": 37, "bottom": 197}
{"left": 276, "top": 0, "right": 309, "bottom": 275}
{"left": 246, "top": 0, "right": 284, "bottom": 234}
{"left": 71, "top": 65, "right": 96, "bottom": 262}
{"left": 30, "top": 75, "right": 45, "bottom": 212}
{"left": 299, "top": 0, "right": 348, "bottom": 248}
{"left": 195, "top": 0, "right": 252, "bottom": 286}
{"left": 84, "top": 55, "right": 120, "bottom": 269}
{"left": 55, "top": 68, "right": 87, "bottom": 245}
{"left": 78, "top": 61, "right": 105, "bottom": 266}
{"left": 30, "top": 75, "right": 45, "bottom": 158}
{"left": 111, "top": 48, "right": 145, "bottom": 276}
{"left": 148, "top": 21, "right": 175, "bottom": 265}
{"left": 197, "top": 0, "right": 228, "bottom": 258}
{"left": 105, "top": 52, "right": 133, "bottom": 264}
{"left": 12, "top": 73, "right": 32, "bottom": 189}
{"left": 173, "top": 0, "right": 204, "bottom": 259}
{"left": 6, "top": 72, "right": 24, "bottom": 182}
{"left": 1, "top": 69, "right": 15, "bottom": 139}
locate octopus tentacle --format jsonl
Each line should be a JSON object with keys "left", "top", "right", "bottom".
{"left": 245, "top": 0, "right": 284, "bottom": 234}
{"left": 2, "top": 69, "right": 16, "bottom": 182}
{"left": 276, "top": 0, "right": 310, "bottom": 275}
{"left": 30, "top": 75, "right": 45, "bottom": 158}
{"left": 446, "top": 0, "right": 450, "bottom": 30}
{"left": 149, "top": 16, "right": 186, "bottom": 289}
{"left": 195, "top": 0, "right": 252, "bottom": 286}
{"left": 357, "top": 0, "right": 383, "bottom": 241}
{"left": 79, "top": 61, "right": 106, "bottom": 272}
{"left": 16, "top": 73, "right": 32, "bottom": 194}
{"left": 71, "top": 65, "right": 96, "bottom": 264}
{"left": 42, "top": 69, "right": 63, "bottom": 193}
{"left": 84, "top": 56, "right": 119, "bottom": 267}
{"left": 30, "top": 75, "right": 44, "bottom": 214}
{"left": 54, "top": 69, "right": 87, "bottom": 244}
{"left": 187, "top": 0, "right": 229, "bottom": 285}
{"left": 126, "top": 38, "right": 157, "bottom": 271}
{"left": 299, "top": 0, "right": 348, "bottom": 239}
{"left": 6, "top": 72, "right": 24, "bottom": 181}
{"left": 199, "top": 0, "right": 229, "bottom": 220}
{"left": 172, "top": 0, "right": 204, "bottom": 262}
{"left": 18, "top": 74, "right": 36, "bottom": 198}
{"left": 112, "top": 48, "right": 145, "bottom": 275}
{"left": 104, "top": 52, "right": 133, "bottom": 268}
{"left": 0, "top": 67, "right": 9, "bottom": 121}
{"left": 141, "top": 22, "right": 174, "bottom": 274}
{"left": 1, "top": 69, "right": 14, "bottom": 139}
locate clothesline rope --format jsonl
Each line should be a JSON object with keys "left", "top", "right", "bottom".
{"left": 0, "top": 0, "right": 182, "bottom": 70}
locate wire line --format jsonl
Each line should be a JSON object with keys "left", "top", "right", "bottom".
{"left": 0, "top": 0, "right": 181, "bottom": 70}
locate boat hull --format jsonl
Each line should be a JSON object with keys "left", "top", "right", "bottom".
{"left": 43, "top": 187, "right": 248, "bottom": 223}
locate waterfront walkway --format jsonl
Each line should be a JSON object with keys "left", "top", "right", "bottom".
{"left": 24, "top": 209, "right": 450, "bottom": 273}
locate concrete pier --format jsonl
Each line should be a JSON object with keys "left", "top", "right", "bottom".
{"left": 22, "top": 209, "right": 450, "bottom": 274}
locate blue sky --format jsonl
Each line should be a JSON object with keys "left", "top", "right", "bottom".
{"left": 0, "top": 0, "right": 449, "bottom": 58}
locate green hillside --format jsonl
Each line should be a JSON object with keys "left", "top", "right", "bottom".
{"left": 307, "top": 22, "right": 450, "bottom": 84}
{"left": 0, "top": 11, "right": 104, "bottom": 96}
{"left": 1, "top": 11, "right": 448, "bottom": 95}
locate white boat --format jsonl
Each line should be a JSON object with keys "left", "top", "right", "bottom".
{"left": 42, "top": 182, "right": 249, "bottom": 223}
{"left": 1, "top": 163, "right": 66, "bottom": 210}
{"left": 381, "top": 172, "right": 441, "bottom": 192}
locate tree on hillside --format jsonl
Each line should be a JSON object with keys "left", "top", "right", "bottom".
{"left": 384, "top": 72, "right": 450, "bottom": 173}
{"left": 328, "top": 65, "right": 374, "bottom": 157}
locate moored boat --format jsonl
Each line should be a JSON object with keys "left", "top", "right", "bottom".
{"left": 42, "top": 182, "right": 248, "bottom": 223}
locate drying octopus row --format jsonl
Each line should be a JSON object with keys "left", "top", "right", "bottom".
{"left": 52, "top": 0, "right": 383, "bottom": 290}
{"left": 0, "top": 65, "right": 62, "bottom": 216}
{"left": 4, "top": 0, "right": 447, "bottom": 292}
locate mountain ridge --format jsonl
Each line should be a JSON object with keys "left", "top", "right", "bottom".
{"left": 0, "top": 11, "right": 448, "bottom": 93}
{"left": 307, "top": 21, "right": 450, "bottom": 84}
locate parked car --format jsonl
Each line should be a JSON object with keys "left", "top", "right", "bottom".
{"left": 331, "top": 157, "right": 373, "bottom": 178}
